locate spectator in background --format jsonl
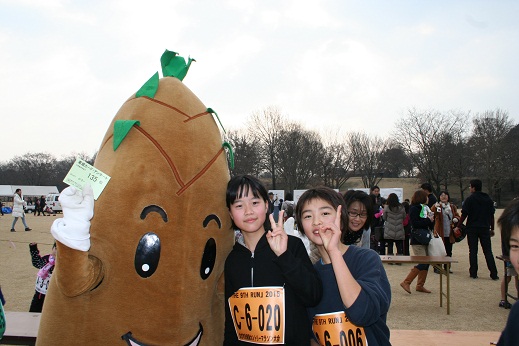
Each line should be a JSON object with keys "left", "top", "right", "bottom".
{"left": 370, "top": 186, "right": 386, "bottom": 254}
{"left": 29, "top": 242, "right": 56, "bottom": 312}
{"left": 383, "top": 193, "right": 406, "bottom": 260}
{"left": 402, "top": 200, "right": 411, "bottom": 255}
{"left": 33, "top": 197, "right": 40, "bottom": 215}
{"left": 281, "top": 192, "right": 294, "bottom": 215}
{"left": 11, "top": 188, "right": 31, "bottom": 232}
{"left": 268, "top": 192, "right": 280, "bottom": 222}
{"left": 421, "top": 183, "right": 437, "bottom": 208}
{"left": 455, "top": 179, "right": 499, "bottom": 280}
{"left": 498, "top": 236, "right": 518, "bottom": 309}
{"left": 342, "top": 190, "right": 373, "bottom": 249}
{"left": 496, "top": 198, "right": 519, "bottom": 345}
{"left": 36, "top": 195, "right": 47, "bottom": 216}
{"left": 284, "top": 197, "right": 311, "bottom": 254}
{"left": 400, "top": 189, "right": 435, "bottom": 294}
{"left": 431, "top": 191, "right": 460, "bottom": 273}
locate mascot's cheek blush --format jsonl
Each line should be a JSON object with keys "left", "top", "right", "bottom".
{"left": 135, "top": 232, "right": 161, "bottom": 278}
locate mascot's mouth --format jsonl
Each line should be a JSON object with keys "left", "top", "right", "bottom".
{"left": 122, "top": 323, "right": 203, "bottom": 346}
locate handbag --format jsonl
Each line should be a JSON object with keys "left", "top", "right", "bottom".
{"left": 452, "top": 223, "right": 466, "bottom": 243}
{"left": 411, "top": 228, "right": 432, "bottom": 245}
{"left": 428, "top": 233, "right": 447, "bottom": 256}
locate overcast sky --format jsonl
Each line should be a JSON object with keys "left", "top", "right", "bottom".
{"left": 1, "top": 0, "right": 518, "bottom": 162}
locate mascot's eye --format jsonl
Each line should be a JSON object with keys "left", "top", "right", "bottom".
{"left": 135, "top": 232, "right": 161, "bottom": 278}
{"left": 200, "top": 238, "right": 216, "bottom": 280}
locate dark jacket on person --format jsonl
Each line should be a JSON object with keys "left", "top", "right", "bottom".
{"left": 461, "top": 191, "right": 495, "bottom": 229}
{"left": 409, "top": 204, "right": 434, "bottom": 245}
{"left": 224, "top": 233, "right": 323, "bottom": 345}
{"left": 427, "top": 193, "right": 437, "bottom": 208}
{"left": 497, "top": 301, "right": 519, "bottom": 346}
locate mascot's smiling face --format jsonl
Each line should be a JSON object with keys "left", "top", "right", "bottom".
{"left": 89, "top": 76, "right": 233, "bottom": 345}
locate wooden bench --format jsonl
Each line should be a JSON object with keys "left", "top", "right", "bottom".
{"left": 1, "top": 311, "right": 40, "bottom": 345}
{"left": 380, "top": 255, "right": 458, "bottom": 314}
{"left": 390, "top": 329, "right": 501, "bottom": 346}
{"left": 496, "top": 255, "right": 519, "bottom": 306}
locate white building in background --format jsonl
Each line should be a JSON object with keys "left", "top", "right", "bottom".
{"left": 0, "top": 185, "right": 59, "bottom": 205}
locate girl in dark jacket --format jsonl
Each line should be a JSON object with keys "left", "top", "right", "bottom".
{"left": 400, "top": 190, "right": 434, "bottom": 294}
{"left": 224, "top": 175, "right": 322, "bottom": 345}
{"left": 29, "top": 242, "right": 56, "bottom": 312}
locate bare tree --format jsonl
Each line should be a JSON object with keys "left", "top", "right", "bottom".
{"left": 379, "top": 143, "right": 414, "bottom": 178}
{"left": 502, "top": 125, "right": 519, "bottom": 193}
{"left": 468, "top": 109, "right": 514, "bottom": 203}
{"left": 393, "top": 108, "right": 466, "bottom": 195}
{"left": 347, "top": 132, "right": 388, "bottom": 188}
{"left": 275, "top": 123, "right": 323, "bottom": 191}
{"left": 318, "top": 128, "right": 354, "bottom": 189}
{"left": 320, "top": 141, "right": 353, "bottom": 189}
{"left": 247, "top": 106, "right": 285, "bottom": 188}
{"left": 7, "top": 152, "right": 58, "bottom": 186}
{"left": 226, "top": 130, "right": 262, "bottom": 177}
{"left": 445, "top": 135, "right": 471, "bottom": 202}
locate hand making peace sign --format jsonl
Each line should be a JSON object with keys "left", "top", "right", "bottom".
{"left": 267, "top": 210, "right": 288, "bottom": 256}
{"left": 318, "top": 205, "right": 343, "bottom": 255}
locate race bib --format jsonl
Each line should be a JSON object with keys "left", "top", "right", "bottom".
{"left": 35, "top": 275, "right": 51, "bottom": 295}
{"left": 312, "top": 311, "right": 367, "bottom": 346}
{"left": 228, "top": 287, "right": 285, "bottom": 344}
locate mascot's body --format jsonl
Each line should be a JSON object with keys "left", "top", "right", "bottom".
{"left": 36, "top": 51, "right": 234, "bottom": 345}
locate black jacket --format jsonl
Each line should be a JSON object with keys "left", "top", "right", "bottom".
{"left": 409, "top": 204, "right": 434, "bottom": 245}
{"left": 224, "top": 233, "right": 322, "bottom": 345}
{"left": 461, "top": 191, "right": 495, "bottom": 229}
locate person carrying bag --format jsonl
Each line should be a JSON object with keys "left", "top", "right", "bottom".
{"left": 411, "top": 203, "right": 434, "bottom": 245}
{"left": 428, "top": 231, "right": 447, "bottom": 257}
{"left": 401, "top": 190, "right": 435, "bottom": 294}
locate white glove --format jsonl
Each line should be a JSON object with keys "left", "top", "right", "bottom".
{"left": 51, "top": 184, "right": 94, "bottom": 251}
{"left": 452, "top": 217, "right": 459, "bottom": 224}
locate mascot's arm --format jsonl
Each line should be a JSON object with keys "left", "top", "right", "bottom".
{"left": 54, "top": 242, "right": 103, "bottom": 297}
{"left": 51, "top": 184, "right": 104, "bottom": 297}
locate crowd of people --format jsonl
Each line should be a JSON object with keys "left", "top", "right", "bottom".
{"left": 223, "top": 177, "right": 518, "bottom": 345}
{"left": 2, "top": 179, "right": 517, "bottom": 345}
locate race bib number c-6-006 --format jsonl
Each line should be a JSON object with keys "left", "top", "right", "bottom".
{"left": 228, "top": 286, "right": 285, "bottom": 344}
{"left": 312, "top": 311, "right": 367, "bottom": 346}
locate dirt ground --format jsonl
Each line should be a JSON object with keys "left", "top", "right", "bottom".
{"left": 0, "top": 209, "right": 513, "bottom": 335}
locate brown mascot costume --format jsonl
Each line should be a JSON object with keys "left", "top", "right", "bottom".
{"left": 36, "top": 50, "right": 234, "bottom": 345}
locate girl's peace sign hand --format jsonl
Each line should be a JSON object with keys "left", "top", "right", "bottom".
{"left": 266, "top": 210, "right": 288, "bottom": 256}
{"left": 318, "top": 205, "right": 342, "bottom": 255}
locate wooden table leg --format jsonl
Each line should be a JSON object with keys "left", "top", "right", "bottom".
{"left": 439, "top": 264, "right": 443, "bottom": 308}
{"left": 446, "top": 262, "right": 451, "bottom": 315}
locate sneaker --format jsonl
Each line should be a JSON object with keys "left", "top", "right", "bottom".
{"left": 470, "top": 275, "right": 478, "bottom": 279}
{"left": 491, "top": 275, "right": 500, "bottom": 281}
{"left": 10, "top": 229, "right": 15, "bottom": 232}
{"left": 25, "top": 227, "right": 32, "bottom": 232}
{"left": 499, "top": 300, "right": 512, "bottom": 309}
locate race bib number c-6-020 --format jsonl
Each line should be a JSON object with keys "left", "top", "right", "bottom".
{"left": 312, "top": 311, "right": 367, "bottom": 346}
{"left": 228, "top": 286, "right": 285, "bottom": 344}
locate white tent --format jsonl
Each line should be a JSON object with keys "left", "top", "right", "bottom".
{"left": 0, "top": 185, "right": 59, "bottom": 198}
